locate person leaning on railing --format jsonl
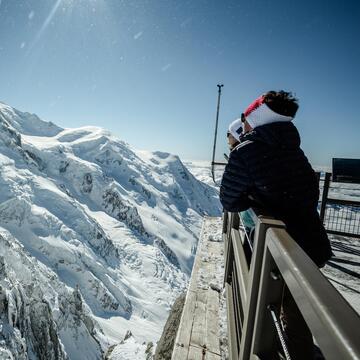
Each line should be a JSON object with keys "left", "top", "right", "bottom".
{"left": 219, "top": 90, "right": 333, "bottom": 360}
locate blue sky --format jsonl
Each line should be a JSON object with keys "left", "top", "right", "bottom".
{"left": 0, "top": 0, "right": 359, "bottom": 166}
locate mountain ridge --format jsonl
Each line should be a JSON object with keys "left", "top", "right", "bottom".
{"left": 0, "top": 101, "right": 221, "bottom": 359}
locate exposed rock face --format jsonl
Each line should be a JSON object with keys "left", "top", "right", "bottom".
{"left": 0, "top": 113, "right": 22, "bottom": 148}
{"left": 102, "top": 189, "right": 146, "bottom": 234}
{"left": 154, "top": 239, "right": 180, "bottom": 268}
{"left": 59, "top": 161, "right": 69, "bottom": 174}
{"left": 154, "top": 293, "right": 186, "bottom": 360}
{"left": 0, "top": 233, "right": 104, "bottom": 360}
{"left": 28, "top": 298, "right": 66, "bottom": 360}
{"left": 82, "top": 173, "right": 93, "bottom": 193}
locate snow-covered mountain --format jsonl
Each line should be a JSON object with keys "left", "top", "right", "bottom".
{"left": 0, "top": 101, "right": 221, "bottom": 359}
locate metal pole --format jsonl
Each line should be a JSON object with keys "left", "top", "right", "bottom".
{"left": 211, "top": 84, "right": 224, "bottom": 183}
{"left": 320, "top": 172, "right": 331, "bottom": 223}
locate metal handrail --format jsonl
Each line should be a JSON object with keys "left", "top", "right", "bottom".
{"left": 261, "top": 228, "right": 360, "bottom": 359}
{"left": 223, "top": 210, "right": 360, "bottom": 360}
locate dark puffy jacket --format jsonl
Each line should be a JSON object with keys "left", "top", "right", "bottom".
{"left": 220, "top": 122, "right": 332, "bottom": 266}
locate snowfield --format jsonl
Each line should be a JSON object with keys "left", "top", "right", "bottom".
{"left": 0, "top": 101, "right": 221, "bottom": 359}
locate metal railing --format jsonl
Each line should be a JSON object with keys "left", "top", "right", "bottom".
{"left": 318, "top": 172, "right": 360, "bottom": 238}
{"left": 223, "top": 210, "right": 360, "bottom": 360}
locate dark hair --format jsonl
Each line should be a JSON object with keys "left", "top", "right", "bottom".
{"left": 264, "top": 90, "right": 299, "bottom": 117}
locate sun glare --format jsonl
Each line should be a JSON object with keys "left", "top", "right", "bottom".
{"left": 27, "top": 0, "right": 107, "bottom": 54}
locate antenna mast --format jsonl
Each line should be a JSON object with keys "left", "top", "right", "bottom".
{"left": 211, "top": 84, "right": 224, "bottom": 183}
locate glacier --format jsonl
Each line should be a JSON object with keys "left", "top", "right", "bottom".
{"left": 0, "top": 101, "right": 221, "bottom": 359}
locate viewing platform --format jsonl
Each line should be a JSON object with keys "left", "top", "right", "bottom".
{"left": 170, "top": 211, "right": 360, "bottom": 359}
{"left": 168, "top": 167, "right": 360, "bottom": 360}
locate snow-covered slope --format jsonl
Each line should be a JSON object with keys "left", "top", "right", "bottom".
{"left": 0, "top": 101, "right": 221, "bottom": 359}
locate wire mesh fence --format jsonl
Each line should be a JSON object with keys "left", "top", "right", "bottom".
{"left": 318, "top": 172, "right": 360, "bottom": 239}
{"left": 323, "top": 200, "right": 360, "bottom": 238}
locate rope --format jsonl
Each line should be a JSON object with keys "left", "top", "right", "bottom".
{"left": 239, "top": 214, "right": 254, "bottom": 252}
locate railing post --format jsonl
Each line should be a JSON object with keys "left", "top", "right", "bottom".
{"left": 223, "top": 210, "right": 229, "bottom": 234}
{"left": 223, "top": 210, "right": 243, "bottom": 360}
{"left": 249, "top": 241, "right": 285, "bottom": 358}
{"left": 320, "top": 172, "right": 331, "bottom": 223}
{"left": 226, "top": 280, "right": 241, "bottom": 360}
{"left": 238, "top": 217, "right": 286, "bottom": 360}
{"left": 231, "top": 212, "right": 240, "bottom": 230}
{"left": 224, "top": 211, "right": 238, "bottom": 283}
{"left": 265, "top": 227, "right": 360, "bottom": 360}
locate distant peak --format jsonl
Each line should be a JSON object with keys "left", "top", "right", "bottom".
{"left": 0, "top": 101, "right": 63, "bottom": 137}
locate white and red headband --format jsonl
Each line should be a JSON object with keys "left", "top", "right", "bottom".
{"left": 243, "top": 95, "right": 293, "bottom": 129}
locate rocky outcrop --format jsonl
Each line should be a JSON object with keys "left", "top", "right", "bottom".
{"left": 82, "top": 173, "right": 93, "bottom": 193}
{"left": 0, "top": 233, "right": 104, "bottom": 360}
{"left": 0, "top": 256, "right": 67, "bottom": 360}
{"left": 28, "top": 297, "right": 66, "bottom": 360}
{"left": 23, "top": 149, "right": 45, "bottom": 170}
{"left": 0, "top": 113, "right": 22, "bottom": 148}
{"left": 0, "top": 113, "right": 45, "bottom": 171}
{"left": 154, "top": 239, "right": 180, "bottom": 268}
{"left": 102, "top": 188, "right": 146, "bottom": 234}
{"left": 87, "top": 224, "right": 120, "bottom": 262}
{"left": 154, "top": 293, "right": 186, "bottom": 360}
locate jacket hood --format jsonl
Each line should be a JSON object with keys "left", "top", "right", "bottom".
{"left": 241, "top": 122, "right": 301, "bottom": 149}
